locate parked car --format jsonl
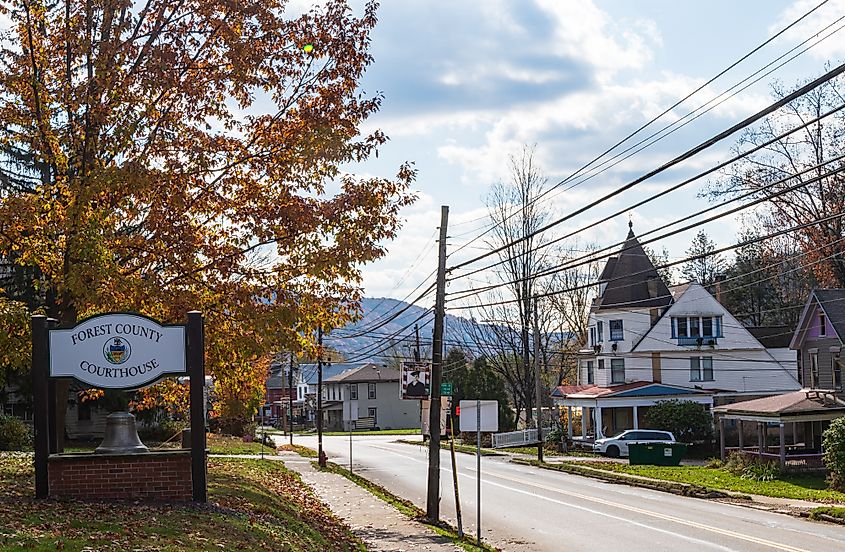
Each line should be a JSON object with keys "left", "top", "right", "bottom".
{"left": 593, "top": 429, "right": 676, "bottom": 458}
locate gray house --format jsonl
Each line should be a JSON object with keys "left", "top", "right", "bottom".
{"left": 322, "top": 364, "right": 420, "bottom": 431}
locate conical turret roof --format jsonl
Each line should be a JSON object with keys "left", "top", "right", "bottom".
{"left": 594, "top": 222, "right": 672, "bottom": 310}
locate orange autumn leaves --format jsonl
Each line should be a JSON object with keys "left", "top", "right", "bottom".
{"left": 0, "top": 1, "right": 415, "bottom": 419}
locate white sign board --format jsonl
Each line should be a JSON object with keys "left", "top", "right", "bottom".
{"left": 343, "top": 399, "right": 359, "bottom": 422}
{"left": 459, "top": 400, "right": 499, "bottom": 433}
{"left": 401, "top": 361, "right": 431, "bottom": 400}
{"left": 49, "top": 313, "right": 187, "bottom": 389}
{"left": 421, "top": 398, "right": 450, "bottom": 437}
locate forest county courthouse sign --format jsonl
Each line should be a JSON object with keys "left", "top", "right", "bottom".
{"left": 48, "top": 313, "right": 186, "bottom": 388}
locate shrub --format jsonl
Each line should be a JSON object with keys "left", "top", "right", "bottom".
{"left": 823, "top": 417, "right": 845, "bottom": 491}
{"left": 0, "top": 414, "right": 33, "bottom": 451}
{"left": 724, "top": 450, "right": 754, "bottom": 475}
{"left": 740, "top": 461, "right": 781, "bottom": 482}
{"left": 137, "top": 418, "right": 188, "bottom": 443}
{"left": 644, "top": 399, "right": 714, "bottom": 442}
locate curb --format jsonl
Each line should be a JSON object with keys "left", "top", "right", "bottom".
{"left": 511, "top": 458, "right": 733, "bottom": 500}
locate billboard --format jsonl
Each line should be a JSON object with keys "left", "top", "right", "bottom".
{"left": 401, "top": 361, "right": 431, "bottom": 400}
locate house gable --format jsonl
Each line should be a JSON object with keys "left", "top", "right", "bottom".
{"left": 632, "top": 282, "right": 763, "bottom": 352}
{"left": 789, "top": 290, "right": 845, "bottom": 350}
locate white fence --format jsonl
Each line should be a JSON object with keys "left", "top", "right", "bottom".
{"left": 491, "top": 428, "right": 551, "bottom": 448}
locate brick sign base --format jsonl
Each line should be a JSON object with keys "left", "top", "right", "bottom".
{"left": 48, "top": 450, "right": 192, "bottom": 501}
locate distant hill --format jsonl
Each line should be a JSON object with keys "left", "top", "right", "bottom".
{"left": 322, "top": 297, "right": 495, "bottom": 362}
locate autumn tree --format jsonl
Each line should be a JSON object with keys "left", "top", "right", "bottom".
{"left": 708, "top": 72, "right": 845, "bottom": 287}
{"left": 0, "top": 0, "right": 414, "bottom": 442}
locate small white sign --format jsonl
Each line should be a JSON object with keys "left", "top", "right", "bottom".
{"left": 664, "top": 447, "right": 673, "bottom": 457}
{"left": 459, "top": 400, "right": 499, "bottom": 433}
{"left": 49, "top": 313, "right": 186, "bottom": 389}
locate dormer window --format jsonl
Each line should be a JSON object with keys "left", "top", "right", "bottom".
{"left": 672, "top": 316, "right": 722, "bottom": 345}
{"left": 820, "top": 312, "right": 827, "bottom": 337}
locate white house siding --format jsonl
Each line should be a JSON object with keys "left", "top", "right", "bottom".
{"left": 632, "top": 283, "right": 799, "bottom": 396}
{"left": 586, "top": 306, "right": 656, "bottom": 387}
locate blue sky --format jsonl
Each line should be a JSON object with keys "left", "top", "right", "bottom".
{"left": 329, "top": 1, "right": 845, "bottom": 304}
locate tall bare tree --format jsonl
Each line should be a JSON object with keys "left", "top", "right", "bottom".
{"left": 462, "top": 145, "right": 557, "bottom": 426}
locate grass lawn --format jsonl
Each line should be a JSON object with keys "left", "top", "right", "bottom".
{"left": 0, "top": 452, "right": 363, "bottom": 551}
{"left": 568, "top": 461, "right": 845, "bottom": 503}
{"left": 66, "top": 433, "right": 273, "bottom": 455}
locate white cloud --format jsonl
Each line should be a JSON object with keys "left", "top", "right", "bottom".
{"left": 770, "top": 0, "right": 845, "bottom": 60}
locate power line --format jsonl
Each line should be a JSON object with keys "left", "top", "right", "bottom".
{"left": 447, "top": 157, "right": 845, "bottom": 302}
{"left": 448, "top": 61, "right": 845, "bottom": 274}
{"left": 444, "top": 1, "right": 838, "bottom": 271}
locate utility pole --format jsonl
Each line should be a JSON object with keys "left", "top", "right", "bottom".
{"left": 414, "top": 324, "right": 421, "bottom": 362}
{"left": 317, "top": 326, "right": 326, "bottom": 467}
{"left": 426, "top": 205, "right": 449, "bottom": 523}
{"left": 289, "top": 352, "right": 295, "bottom": 446}
{"left": 533, "top": 295, "right": 544, "bottom": 463}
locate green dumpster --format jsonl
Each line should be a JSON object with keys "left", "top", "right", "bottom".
{"left": 628, "top": 442, "right": 687, "bottom": 466}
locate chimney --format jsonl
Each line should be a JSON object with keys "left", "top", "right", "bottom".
{"left": 650, "top": 308, "right": 659, "bottom": 327}
{"left": 646, "top": 277, "right": 658, "bottom": 299}
{"left": 714, "top": 275, "right": 726, "bottom": 305}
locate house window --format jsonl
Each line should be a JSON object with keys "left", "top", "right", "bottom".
{"left": 811, "top": 352, "right": 819, "bottom": 388}
{"left": 598, "top": 359, "right": 605, "bottom": 373}
{"left": 367, "top": 407, "right": 377, "bottom": 423}
{"left": 609, "top": 320, "right": 623, "bottom": 341}
{"left": 797, "top": 353, "right": 803, "bottom": 386}
{"left": 586, "top": 361, "right": 595, "bottom": 385}
{"left": 350, "top": 384, "right": 358, "bottom": 400}
{"left": 833, "top": 351, "right": 842, "bottom": 391}
{"left": 820, "top": 312, "right": 827, "bottom": 337}
{"left": 673, "top": 316, "right": 722, "bottom": 345}
{"left": 590, "top": 327, "right": 596, "bottom": 347}
{"left": 610, "top": 358, "right": 625, "bottom": 383}
{"left": 77, "top": 401, "right": 91, "bottom": 422}
{"left": 368, "top": 383, "right": 377, "bottom": 400}
{"left": 690, "top": 357, "right": 714, "bottom": 381}
{"left": 597, "top": 321, "right": 604, "bottom": 342}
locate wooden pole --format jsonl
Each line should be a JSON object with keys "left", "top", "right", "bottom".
{"left": 188, "top": 311, "right": 207, "bottom": 502}
{"left": 426, "top": 205, "right": 448, "bottom": 523}
{"left": 32, "top": 315, "right": 49, "bottom": 499}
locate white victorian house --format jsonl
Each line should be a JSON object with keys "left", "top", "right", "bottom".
{"left": 552, "top": 223, "right": 800, "bottom": 442}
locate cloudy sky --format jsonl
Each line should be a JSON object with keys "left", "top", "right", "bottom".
{"left": 339, "top": 0, "right": 845, "bottom": 304}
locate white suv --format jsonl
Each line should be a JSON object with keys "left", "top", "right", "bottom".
{"left": 593, "top": 430, "right": 676, "bottom": 458}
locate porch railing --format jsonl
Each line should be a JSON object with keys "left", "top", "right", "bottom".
{"left": 492, "top": 428, "right": 551, "bottom": 449}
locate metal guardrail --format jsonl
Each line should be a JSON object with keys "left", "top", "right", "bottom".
{"left": 491, "top": 428, "right": 552, "bottom": 448}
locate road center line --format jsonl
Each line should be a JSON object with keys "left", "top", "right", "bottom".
{"left": 366, "top": 443, "right": 809, "bottom": 552}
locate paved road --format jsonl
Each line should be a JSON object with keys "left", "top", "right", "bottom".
{"left": 291, "top": 435, "right": 845, "bottom": 552}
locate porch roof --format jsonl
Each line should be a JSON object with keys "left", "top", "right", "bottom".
{"left": 713, "top": 389, "right": 845, "bottom": 422}
{"left": 552, "top": 380, "right": 712, "bottom": 400}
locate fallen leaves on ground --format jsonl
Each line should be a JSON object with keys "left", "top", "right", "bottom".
{"left": 0, "top": 452, "right": 363, "bottom": 551}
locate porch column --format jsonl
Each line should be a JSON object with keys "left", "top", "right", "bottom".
{"left": 738, "top": 420, "right": 744, "bottom": 450}
{"left": 581, "top": 408, "right": 588, "bottom": 439}
{"left": 779, "top": 423, "right": 786, "bottom": 469}
{"left": 595, "top": 407, "right": 603, "bottom": 439}
{"left": 719, "top": 417, "right": 726, "bottom": 462}
{"left": 567, "top": 406, "right": 574, "bottom": 440}
{"left": 633, "top": 406, "right": 639, "bottom": 429}
{"left": 758, "top": 422, "right": 764, "bottom": 460}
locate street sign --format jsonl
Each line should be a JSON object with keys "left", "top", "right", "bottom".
{"left": 459, "top": 400, "right": 499, "bottom": 432}
{"left": 440, "top": 382, "right": 453, "bottom": 396}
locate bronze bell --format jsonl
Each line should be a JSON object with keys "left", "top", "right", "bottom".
{"left": 95, "top": 412, "right": 149, "bottom": 454}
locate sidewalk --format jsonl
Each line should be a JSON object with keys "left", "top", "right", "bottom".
{"left": 276, "top": 451, "right": 461, "bottom": 552}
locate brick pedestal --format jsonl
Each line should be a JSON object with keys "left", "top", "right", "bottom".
{"left": 48, "top": 450, "right": 193, "bottom": 501}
